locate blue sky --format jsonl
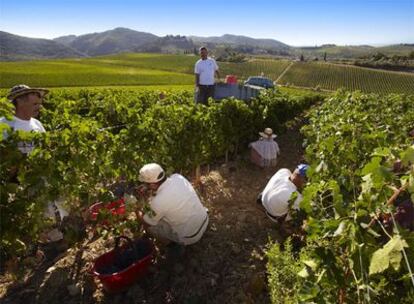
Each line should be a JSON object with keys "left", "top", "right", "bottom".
{"left": 0, "top": 0, "right": 413, "bottom": 46}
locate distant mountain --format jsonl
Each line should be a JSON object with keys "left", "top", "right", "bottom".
{"left": 0, "top": 31, "right": 84, "bottom": 61}
{"left": 1, "top": 28, "right": 413, "bottom": 61}
{"left": 140, "top": 35, "right": 195, "bottom": 53}
{"left": 190, "top": 34, "right": 290, "bottom": 50}
{"left": 295, "top": 44, "right": 414, "bottom": 59}
{"left": 54, "top": 27, "right": 159, "bottom": 56}
{"left": 54, "top": 35, "right": 77, "bottom": 45}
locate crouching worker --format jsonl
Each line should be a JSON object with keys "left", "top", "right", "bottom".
{"left": 249, "top": 128, "right": 280, "bottom": 168}
{"left": 257, "top": 164, "right": 309, "bottom": 229}
{"left": 137, "top": 163, "right": 209, "bottom": 246}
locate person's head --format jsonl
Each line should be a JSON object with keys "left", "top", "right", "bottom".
{"left": 290, "top": 164, "right": 309, "bottom": 189}
{"left": 259, "top": 127, "right": 277, "bottom": 140}
{"left": 199, "top": 47, "right": 208, "bottom": 60}
{"left": 138, "top": 163, "right": 167, "bottom": 191}
{"left": 7, "top": 85, "right": 49, "bottom": 120}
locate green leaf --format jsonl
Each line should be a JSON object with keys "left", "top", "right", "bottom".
{"left": 369, "top": 235, "right": 408, "bottom": 275}
{"left": 298, "top": 267, "right": 309, "bottom": 278}
{"left": 401, "top": 145, "right": 414, "bottom": 166}
{"left": 303, "top": 260, "right": 318, "bottom": 271}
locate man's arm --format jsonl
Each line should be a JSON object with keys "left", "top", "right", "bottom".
{"left": 195, "top": 74, "right": 200, "bottom": 87}
{"left": 214, "top": 60, "right": 220, "bottom": 81}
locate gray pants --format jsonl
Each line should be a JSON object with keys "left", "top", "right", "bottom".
{"left": 148, "top": 220, "right": 180, "bottom": 244}
{"left": 196, "top": 85, "right": 215, "bottom": 105}
{"left": 148, "top": 216, "right": 209, "bottom": 245}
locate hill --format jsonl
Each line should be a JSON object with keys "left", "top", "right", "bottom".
{"left": 54, "top": 27, "right": 159, "bottom": 56}
{"left": 190, "top": 34, "right": 291, "bottom": 54}
{"left": 0, "top": 31, "right": 84, "bottom": 61}
{"left": 2, "top": 28, "right": 414, "bottom": 61}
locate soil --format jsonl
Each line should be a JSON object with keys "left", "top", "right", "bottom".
{"left": 0, "top": 118, "right": 305, "bottom": 304}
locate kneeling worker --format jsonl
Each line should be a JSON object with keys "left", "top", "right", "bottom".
{"left": 258, "top": 164, "right": 309, "bottom": 224}
{"left": 138, "top": 163, "right": 209, "bottom": 246}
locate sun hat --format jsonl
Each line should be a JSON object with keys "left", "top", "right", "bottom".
{"left": 296, "top": 164, "right": 309, "bottom": 178}
{"left": 139, "top": 163, "right": 165, "bottom": 183}
{"left": 259, "top": 127, "right": 277, "bottom": 139}
{"left": 7, "top": 84, "right": 49, "bottom": 101}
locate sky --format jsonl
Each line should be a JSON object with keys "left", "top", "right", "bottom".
{"left": 0, "top": 0, "right": 413, "bottom": 46}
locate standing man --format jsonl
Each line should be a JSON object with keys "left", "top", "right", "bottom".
{"left": 138, "top": 163, "right": 209, "bottom": 246}
{"left": 194, "top": 46, "right": 220, "bottom": 105}
{"left": 1, "top": 84, "right": 48, "bottom": 153}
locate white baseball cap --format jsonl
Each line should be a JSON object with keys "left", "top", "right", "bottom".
{"left": 139, "top": 163, "right": 165, "bottom": 183}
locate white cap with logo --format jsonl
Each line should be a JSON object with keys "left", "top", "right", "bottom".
{"left": 139, "top": 163, "right": 165, "bottom": 183}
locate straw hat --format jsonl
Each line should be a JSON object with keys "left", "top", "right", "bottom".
{"left": 259, "top": 127, "right": 277, "bottom": 139}
{"left": 7, "top": 84, "right": 49, "bottom": 101}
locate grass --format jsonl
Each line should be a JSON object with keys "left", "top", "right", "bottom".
{"left": 278, "top": 61, "right": 414, "bottom": 95}
{"left": 0, "top": 54, "right": 196, "bottom": 88}
{"left": 1, "top": 53, "right": 413, "bottom": 95}
{"left": 220, "top": 59, "right": 291, "bottom": 81}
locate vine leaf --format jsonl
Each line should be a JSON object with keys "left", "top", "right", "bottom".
{"left": 369, "top": 235, "right": 408, "bottom": 275}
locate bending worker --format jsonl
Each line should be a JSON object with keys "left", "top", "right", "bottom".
{"left": 138, "top": 163, "right": 209, "bottom": 246}
{"left": 257, "top": 164, "right": 309, "bottom": 224}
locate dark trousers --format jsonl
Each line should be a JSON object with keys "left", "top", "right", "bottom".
{"left": 196, "top": 85, "right": 215, "bottom": 105}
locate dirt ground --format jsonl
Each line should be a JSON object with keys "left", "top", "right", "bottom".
{"left": 0, "top": 119, "right": 305, "bottom": 304}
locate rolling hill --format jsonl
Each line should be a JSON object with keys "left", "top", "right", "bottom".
{"left": 1, "top": 28, "right": 413, "bottom": 61}
{"left": 0, "top": 31, "right": 85, "bottom": 61}
{"left": 54, "top": 27, "right": 159, "bottom": 56}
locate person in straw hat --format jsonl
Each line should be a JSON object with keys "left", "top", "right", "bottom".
{"left": 1, "top": 85, "right": 73, "bottom": 249}
{"left": 249, "top": 127, "right": 280, "bottom": 168}
{"left": 1, "top": 84, "right": 49, "bottom": 154}
{"left": 136, "top": 163, "right": 209, "bottom": 251}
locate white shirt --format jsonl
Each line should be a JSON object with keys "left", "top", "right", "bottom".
{"left": 194, "top": 57, "right": 219, "bottom": 85}
{"left": 262, "top": 169, "right": 302, "bottom": 220}
{"left": 0, "top": 116, "right": 46, "bottom": 154}
{"left": 249, "top": 138, "right": 280, "bottom": 160}
{"left": 143, "top": 174, "right": 208, "bottom": 241}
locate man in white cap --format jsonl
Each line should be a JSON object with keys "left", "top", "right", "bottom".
{"left": 138, "top": 163, "right": 209, "bottom": 246}
{"left": 1, "top": 84, "right": 48, "bottom": 154}
{"left": 249, "top": 127, "right": 280, "bottom": 167}
{"left": 257, "top": 164, "right": 309, "bottom": 224}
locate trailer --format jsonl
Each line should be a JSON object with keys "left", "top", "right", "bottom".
{"left": 213, "top": 83, "right": 262, "bottom": 101}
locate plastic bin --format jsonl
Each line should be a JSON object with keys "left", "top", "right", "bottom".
{"left": 225, "top": 75, "right": 238, "bottom": 84}
{"left": 89, "top": 198, "right": 126, "bottom": 226}
{"left": 92, "top": 236, "right": 154, "bottom": 293}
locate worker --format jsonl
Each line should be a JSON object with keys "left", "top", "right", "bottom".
{"left": 1, "top": 84, "right": 48, "bottom": 153}
{"left": 138, "top": 163, "right": 209, "bottom": 247}
{"left": 249, "top": 127, "right": 280, "bottom": 167}
{"left": 1, "top": 85, "right": 74, "bottom": 250}
{"left": 257, "top": 164, "right": 309, "bottom": 224}
{"left": 194, "top": 46, "right": 220, "bottom": 105}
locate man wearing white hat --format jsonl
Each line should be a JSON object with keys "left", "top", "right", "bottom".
{"left": 138, "top": 163, "right": 209, "bottom": 246}
{"left": 1, "top": 84, "right": 49, "bottom": 154}
{"left": 258, "top": 164, "right": 309, "bottom": 224}
{"left": 249, "top": 127, "right": 280, "bottom": 168}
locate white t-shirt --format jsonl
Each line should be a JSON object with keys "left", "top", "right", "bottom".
{"left": 262, "top": 168, "right": 302, "bottom": 220}
{"left": 0, "top": 116, "right": 46, "bottom": 153}
{"left": 249, "top": 138, "right": 280, "bottom": 160}
{"left": 194, "top": 58, "right": 219, "bottom": 85}
{"left": 143, "top": 174, "right": 208, "bottom": 242}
